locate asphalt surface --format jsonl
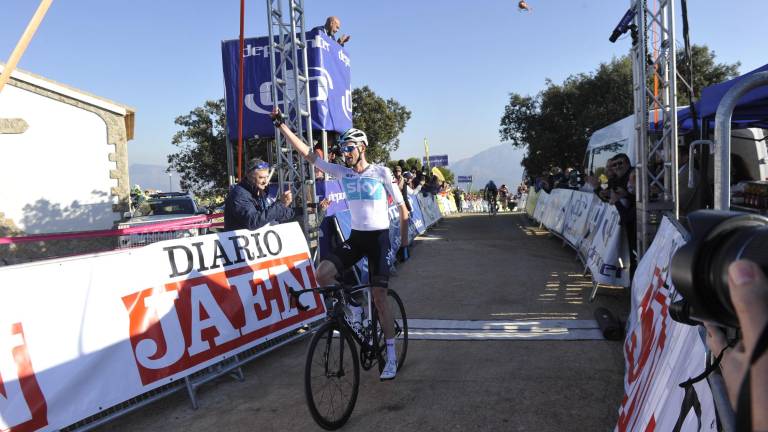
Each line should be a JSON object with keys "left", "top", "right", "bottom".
{"left": 97, "top": 211, "right": 630, "bottom": 432}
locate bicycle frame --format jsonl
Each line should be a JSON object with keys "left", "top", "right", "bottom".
{"left": 289, "top": 283, "right": 376, "bottom": 348}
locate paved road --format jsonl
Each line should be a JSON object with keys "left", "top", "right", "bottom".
{"left": 99, "top": 212, "right": 629, "bottom": 432}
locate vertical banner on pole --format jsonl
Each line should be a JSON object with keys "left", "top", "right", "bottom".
{"left": 221, "top": 28, "right": 352, "bottom": 139}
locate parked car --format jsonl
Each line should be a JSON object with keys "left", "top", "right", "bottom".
{"left": 118, "top": 192, "right": 208, "bottom": 248}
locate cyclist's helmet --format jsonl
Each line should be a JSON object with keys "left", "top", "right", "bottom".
{"left": 339, "top": 128, "right": 368, "bottom": 145}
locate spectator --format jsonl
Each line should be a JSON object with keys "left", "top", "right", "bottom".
{"left": 609, "top": 153, "right": 637, "bottom": 273}
{"left": 453, "top": 187, "right": 463, "bottom": 212}
{"left": 499, "top": 184, "right": 510, "bottom": 211}
{"left": 535, "top": 171, "right": 551, "bottom": 193}
{"left": 393, "top": 165, "right": 412, "bottom": 212}
{"left": 317, "top": 16, "right": 350, "bottom": 46}
{"left": 567, "top": 167, "right": 582, "bottom": 189}
{"left": 597, "top": 157, "right": 616, "bottom": 202}
{"left": 704, "top": 260, "right": 768, "bottom": 430}
{"left": 224, "top": 158, "right": 294, "bottom": 231}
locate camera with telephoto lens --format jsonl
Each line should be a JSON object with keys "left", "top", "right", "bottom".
{"left": 670, "top": 210, "right": 768, "bottom": 329}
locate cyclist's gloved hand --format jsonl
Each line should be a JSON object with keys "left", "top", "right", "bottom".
{"left": 396, "top": 246, "right": 410, "bottom": 262}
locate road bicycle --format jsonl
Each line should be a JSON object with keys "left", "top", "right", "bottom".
{"left": 289, "top": 283, "right": 408, "bottom": 430}
{"left": 487, "top": 197, "right": 498, "bottom": 216}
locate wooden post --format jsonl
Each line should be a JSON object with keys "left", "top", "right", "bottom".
{"left": 0, "top": 0, "right": 54, "bottom": 93}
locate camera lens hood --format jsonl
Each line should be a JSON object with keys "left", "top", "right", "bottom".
{"left": 672, "top": 210, "right": 768, "bottom": 328}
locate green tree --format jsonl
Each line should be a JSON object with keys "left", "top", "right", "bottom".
{"left": 352, "top": 86, "right": 412, "bottom": 163}
{"left": 676, "top": 45, "right": 740, "bottom": 105}
{"left": 499, "top": 45, "right": 740, "bottom": 175}
{"left": 167, "top": 99, "right": 269, "bottom": 200}
{"left": 405, "top": 157, "right": 422, "bottom": 172}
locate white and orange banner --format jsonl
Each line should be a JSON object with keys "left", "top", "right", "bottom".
{"left": 616, "top": 217, "right": 716, "bottom": 432}
{"left": 0, "top": 222, "right": 325, "bottom": 431}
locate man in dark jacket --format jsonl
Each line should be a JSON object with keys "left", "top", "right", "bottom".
{"left": 224, "top": 158, "right": 294, "bottom": 231}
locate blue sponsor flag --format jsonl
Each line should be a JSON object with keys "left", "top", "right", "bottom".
{"left": 422, "top": 155, "right": 449, "bottom": 167}
{"left": 221, "top": 28, "right": 352, "bottom": 139}
{"left": 457, "top": 175, "right": 473, "bottom": 183}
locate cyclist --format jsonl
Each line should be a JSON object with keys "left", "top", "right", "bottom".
{"left": 485, "top": 180, "right": 498, "bottom": 213}
{"left": 272, "top": 109, "right": 409, "bottom": 381}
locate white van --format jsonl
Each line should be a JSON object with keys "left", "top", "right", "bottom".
{"left": 583, "top": 114, "right": 767, "bottom": 183}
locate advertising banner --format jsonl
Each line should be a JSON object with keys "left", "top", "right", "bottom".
{"left": 447, "top": 195, "right": 458, "bottom": 213}
{"left": 532, "top": 191, "right": 549, "bottom": 222}
{"left": 583, "top": 203, "right": 631, "bottom": 287}
{"left": 315, "top": 179, "right": 349, "bottom": 261}
{"left": 422, "top": 155, "right": 449, "bottom": 167}
{"left": 616, "top": 218, "right": 716, "bottom": 432}
{"left": 457, "top": 175, "right": 473, "bottom": 183}
{"left": 544, "top": 189, "right": 574, "bottom": 235}
{"left": 387, "top": 204, "right": 402, "bottom": 267}
{"left": 525, "top": 190, "right": 539, "bottom": 218}
{"left": 578, "top": 199, "right": 607, "bottom": 259}
{"left": 0, "top": 223, "right": 325, "bottom": 431}
{"left": 417, "top": 193, "right": 441, "bottom": 227}
{"left": 517, "top": 192, "right": 528, "bottom": 211}
{"left": 221, "top": 28, "right": 352, "bottom": 139}
{"left": 407, "top": 190, "right": 427, "bottom": 236}
{"left": 562, "top": 191, "right": 597, "bottom": 248}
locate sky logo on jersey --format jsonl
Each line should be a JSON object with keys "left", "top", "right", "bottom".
{"left": 342, "top": 178, "right": 384, "bottom": 200}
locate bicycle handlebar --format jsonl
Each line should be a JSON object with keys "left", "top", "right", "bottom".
{"left": 287, "top": 287, "right": 311, "bottom": 312}
{"left": 287, "top": 283, "right": 374, "bottom": 312}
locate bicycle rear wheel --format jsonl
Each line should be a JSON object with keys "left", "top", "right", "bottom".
{"left": 305, "top": 321, "right": 360, "bottom": 430}
{"left": 372, "top": 289, "right": 409, "bottom": 374}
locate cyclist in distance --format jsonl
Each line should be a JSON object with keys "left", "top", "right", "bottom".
{"left": 272, "top": 109, "right": 409, "bottom": 381}
{"left": 485, "top": 180, "right": 499, "bottom": 212}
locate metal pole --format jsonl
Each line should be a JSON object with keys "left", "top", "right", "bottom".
{"left": 321, "top": 130, "right": 328, "bottom": 162}
{"left": 222, "top": 62, "right": 236, "bottom": 187}
{"left": 237, "top": 0, "right": 245, "bottom": 180}
{"left": 630, "top": 0, "right": 679, "bottom": 257}
{"left": 666, "top": 4, "right": 679, "bottom": 220}
{"left": 714, "top": 71, "right": 768, "bottom": 209}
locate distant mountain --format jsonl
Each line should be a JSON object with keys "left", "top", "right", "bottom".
{"left": 129, "top": 164, "right": 183, "bottom": 193}
{"left": 449, "top": 144, "right": 526, "bottom": 191}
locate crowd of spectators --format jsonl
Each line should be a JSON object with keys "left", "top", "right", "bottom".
{"left": 529, "top": 155, "right": 637, "bottom": 272}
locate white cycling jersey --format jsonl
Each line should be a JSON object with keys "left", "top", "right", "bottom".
{"left": 314, "top": 158, "right": 404, "bottom": 231}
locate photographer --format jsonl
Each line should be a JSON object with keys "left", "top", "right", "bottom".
{"left": 704, "top": 260, "right": 768, "bottom": 430}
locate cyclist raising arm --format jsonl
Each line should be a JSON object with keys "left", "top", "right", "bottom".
{"left": 272, "top": 109, "right": 409, "bottom": 380}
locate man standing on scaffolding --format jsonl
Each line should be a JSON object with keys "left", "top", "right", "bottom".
{"left": 316, "top": 16, "right": 350, "bottom": 46}
{"left": 272, "top": 108, "right": 409, "bottom": 381}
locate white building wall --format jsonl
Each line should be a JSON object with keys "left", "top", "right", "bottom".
{"left": 0, "top": 84, "right": 119, "bottom": 233}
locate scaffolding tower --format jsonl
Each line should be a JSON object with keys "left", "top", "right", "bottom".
{"left": 265, "top": 0, "right": 320, "bottom": 252}
{"left": 630, "top": 0, "right": 680, "bottom": 256}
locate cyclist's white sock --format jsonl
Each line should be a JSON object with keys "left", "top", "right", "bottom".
{"left": 386, "top": 338, "right": 396, "bottom": 362}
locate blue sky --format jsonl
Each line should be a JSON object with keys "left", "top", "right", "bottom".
{"left": 2, "top": 0, "right": 766, "bottom": 169}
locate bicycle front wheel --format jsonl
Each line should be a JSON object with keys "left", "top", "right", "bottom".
{"left": 305, "top": 321, "right": 360, "bottom": 430}
{"left": 372, "top": 289, "right": 409, "bottom": 374}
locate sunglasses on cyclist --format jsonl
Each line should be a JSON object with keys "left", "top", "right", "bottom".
{"left": 340, "top": 144, "right": 359, "bottom": 154}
